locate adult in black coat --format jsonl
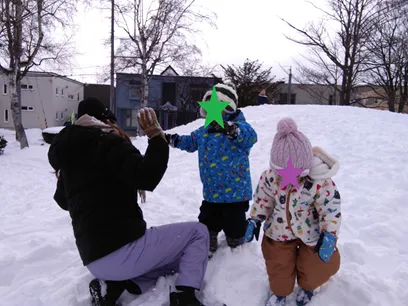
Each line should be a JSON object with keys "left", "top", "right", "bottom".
{"left": 48, "top": 98, "right": 209, "bottom": 306}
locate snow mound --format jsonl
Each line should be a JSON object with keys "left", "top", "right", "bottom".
{"left": 1, "top": 105, "right": 408, "bottom": 306}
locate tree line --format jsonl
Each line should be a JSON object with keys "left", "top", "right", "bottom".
{"left": 2, "top": 0, "right": 407, "bottom": 150}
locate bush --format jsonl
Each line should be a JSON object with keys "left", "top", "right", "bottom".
{"left": 0, "top": 136, "right": 7, "bottom": 155}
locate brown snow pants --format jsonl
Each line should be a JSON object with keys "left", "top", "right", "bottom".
{"left": 261, "top": 236, "right": 340, "bottom": 296}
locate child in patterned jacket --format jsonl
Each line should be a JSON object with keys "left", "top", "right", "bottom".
{"left": 245, "top": 118, "right": 341, "bottom": 306}
{"left": 165, "top": 83, "right": 258, "bottom": 257}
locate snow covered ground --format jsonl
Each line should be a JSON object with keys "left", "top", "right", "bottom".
{"left": 1, "top": 104, "right": 408, "bottom": 306}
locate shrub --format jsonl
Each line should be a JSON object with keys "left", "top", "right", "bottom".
{"left": 0, "top": 136, "right": 7, "bottom": 155}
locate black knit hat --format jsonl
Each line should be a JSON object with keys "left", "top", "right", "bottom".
{"left": 77, "top": 97, "right": 116, "bottom": 123}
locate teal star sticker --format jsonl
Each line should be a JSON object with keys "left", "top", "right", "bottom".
{"left": 198, "top": 87, "right": 230, "bottom": 128}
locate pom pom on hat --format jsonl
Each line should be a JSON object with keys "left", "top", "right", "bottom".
{"left": 277, "top": 117, "right": 298, "bottom": 135}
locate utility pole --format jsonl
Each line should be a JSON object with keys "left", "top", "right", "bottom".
{"left": 286, "top": 66, "right": 292, "bottom": 104}
{"left": 110, "top": 0, "right": 115, "bottom": 114}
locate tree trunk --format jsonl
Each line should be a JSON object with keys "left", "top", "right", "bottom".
{"left": 388, "top": 91, "right": 396, "bottom": 112}
{"left": 10, "top": 77, "right": 29, "bottom": 148}
{"left": 399, "top": 66, "right": 408, "bottom": 113}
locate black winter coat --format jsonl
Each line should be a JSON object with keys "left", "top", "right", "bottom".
{"left": 48, "top": 125, "right": 169, "bottom": 266}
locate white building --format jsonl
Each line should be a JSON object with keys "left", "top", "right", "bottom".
{"left": 0, "top": 71, "right": 84, "bottom": 130}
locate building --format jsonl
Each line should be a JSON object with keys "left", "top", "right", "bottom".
{"left": 274, "top": 83, "right": 378, "bottom": 106}
{"left": 83, "top": 83, "right": 111, "bottom": 109}
{"left": 115, "top": 66, "right": 221, "bottom": 133}
{"left": 0, "top": 71, "right": 84, "bottom": 130}
{"left": 273, "top": 83, "right": 340, "bottom": 105}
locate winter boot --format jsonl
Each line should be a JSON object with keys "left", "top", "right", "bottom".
{"left": 169, "top": 290, "right": 205, "bottom": 306}
{"left": 226, "top": 236, "right": 245, "bottom": 249}
{"left": 296, "top": 288, "right": 314, "bottom": 306}
{"left": 89, "top": 279, "right": 141, "bottom": 306}
{"left": 265, "top": 292, "right": 286, "bottom": 306}
{"left": 209, "top": 231, "right": 218, "bottom": 256}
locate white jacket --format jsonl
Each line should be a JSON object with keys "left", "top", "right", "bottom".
{"left": 250, "top": 147, "right": 341, "bottom": 246}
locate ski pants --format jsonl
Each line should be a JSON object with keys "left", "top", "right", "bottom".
{"left": 86, "top": 222, "right": 209, "bottom": 293}
{"left": 262, "top": 236, "right": 340, "bottom": 296}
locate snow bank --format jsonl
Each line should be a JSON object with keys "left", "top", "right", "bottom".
{"left": 1, "top": 105, "right": 408, "bottom": 306}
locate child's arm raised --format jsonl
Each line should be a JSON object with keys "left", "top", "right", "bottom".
{"left": 314, "top": 179, "right": 342, "bottom": 237}
{"left": 165, "top": 128, "right": 200, "bottom": 153}
{"left": 220, "top": 120, "right": 257, "bottom": 149}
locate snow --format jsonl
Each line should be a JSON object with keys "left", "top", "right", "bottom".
{"left": 1, "top": 104, "right": 408, "bottom": 306}
{"left": 42, "top": 126, "right": 66, "bottom": 134}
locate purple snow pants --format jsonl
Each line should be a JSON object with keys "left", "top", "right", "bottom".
{"left": 86, "top": 222, "right": 209, "bottom": 293}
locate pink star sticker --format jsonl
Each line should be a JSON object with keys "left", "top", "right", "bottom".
{"left": 276, "top": 158, "right": 305, "bottom": 189}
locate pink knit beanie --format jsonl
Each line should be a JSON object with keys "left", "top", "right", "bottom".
{"left": 270, "top": 118, "right": 313, "bottom": 174}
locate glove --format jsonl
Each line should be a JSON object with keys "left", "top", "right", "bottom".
{"left": 164, "top": 133, "right": 179, "bottom": 148}
{"left": 210, "top": 121, "right": 240, "bottom": 139}
{"left": 137, "top": 108, "right": 164, "bottom": 139}
{"left": 314, "top": 232, "right": 337, "bottom": 263}
{"left": 244, "top": 218, "right": 262, "bottom": 243}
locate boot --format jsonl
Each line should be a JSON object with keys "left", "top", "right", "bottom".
{"left": 89, "top": 279, "right": 141, "bottom": 306}
{"left": 226, "top": 236, "right": 244, "bottom": 249}
{"left": 265, "top": 292, "right": 286, "bottom": 306}
{"left": 296, "top": 288, "right": 314, "bottom": 306}
{"left": 209, "top": 231, "right": 218, "bottom": 254}
{"left": 170, "top": 291, "right": 205, "bottom": 306}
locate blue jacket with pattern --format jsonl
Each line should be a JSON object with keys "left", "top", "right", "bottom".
{"left": 170, "top": 110, "right": 257, "bottom": 203}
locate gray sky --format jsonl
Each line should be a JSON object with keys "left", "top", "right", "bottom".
{"left": 70, "top": 0, "right": 324, "bottom": 84}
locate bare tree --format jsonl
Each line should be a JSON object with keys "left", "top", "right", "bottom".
{"left": 0, "top": 0, "right": 76, "bottom": 149}
{"left": 113, "top": 0, "right": 216, "bottom": 107}
{"left": 363, "top": 2, "right": 408, "bottom": 112}
{"left": 281, "top": 0, "right": 402, "bottom": 106}
{"left": 221, "top": 58, "right": 281, "bottom": 107}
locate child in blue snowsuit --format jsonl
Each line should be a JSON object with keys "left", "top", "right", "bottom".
{"left": 165, "top": 83, "right": 258, "bottom": 256}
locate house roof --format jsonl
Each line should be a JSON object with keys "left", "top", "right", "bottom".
{"left": 160, "top": 65, "right": 179, "bottom": 76}
{"left": 25, "top": 70, "right": 83, "bottom": 85}
{"left": 116, "top": 71, "right": 222, "bottom": 81}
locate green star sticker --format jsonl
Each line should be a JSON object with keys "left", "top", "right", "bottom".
{"left": 198, "top": 87, "right": 230, "bottom": 128}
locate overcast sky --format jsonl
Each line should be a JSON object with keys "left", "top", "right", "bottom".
{"left": 70, "top": 0, "right": 325, "bottom": 84}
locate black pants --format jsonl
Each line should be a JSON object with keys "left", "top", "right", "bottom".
{"left": 198, "top": 200, "right": 249, "bottom": 239}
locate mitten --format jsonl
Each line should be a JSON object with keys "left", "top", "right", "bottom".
{"left": 210, "top": 121, "right": 240, "bottom": 139}
{"left": 137, "top": 108, "right": 164, "bottom": 139}
{"left": 164, "top": 133, "right": 179, "bottom": 148}
{"left": 314, "top": 231, "right": 337, "bottom": 263}
{"left": 244, "top": 218, "right": 261, "bottom": 243}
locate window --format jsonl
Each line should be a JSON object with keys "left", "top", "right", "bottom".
{"left": 77, "top": 93, "right": 80, "bottom": 101}
{"left": 125, "top": 109, "right": 138, "bottom": 128}
{"left": 3, "top": 84, "right": 7, "bottom": 95}
{"left": 21, "top": 84, "right": 33, "bottom": 90}
{"left": 4, "top": 109, "right": 9, "bottom": 123}
{"left": 129, "top": 85, "right": 142, "bottom": 100}
{"left": 56, "top": 88, "right": 59, "bottom": 96}
{"left": 61, "top": 89, "right": 64, "bottom": 96}
{"left": 68, "top": 94, "right": 74, "bottom": 100}
{"left": 60, "top": 112, "right": 64, "bottom": 120}
{"left": 56, "top": 112, "right": 59, "bottom": 120}
{"left": 21, "top": 106, "right": 34, "bottom": 111}
{"left": 279, "top": 93, "right": 296, "bottom": 104}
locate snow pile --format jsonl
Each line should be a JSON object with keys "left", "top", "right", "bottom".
{"left": 1, "top": 105, "right": 408, "bottom": 306}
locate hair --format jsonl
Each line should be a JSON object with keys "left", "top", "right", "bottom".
{"left": 108, "top": 122, "right": 132, "bottom": 143}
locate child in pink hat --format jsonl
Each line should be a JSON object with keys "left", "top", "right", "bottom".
{"left": 245, "top": 117, "right": 342, "bottom": 306}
